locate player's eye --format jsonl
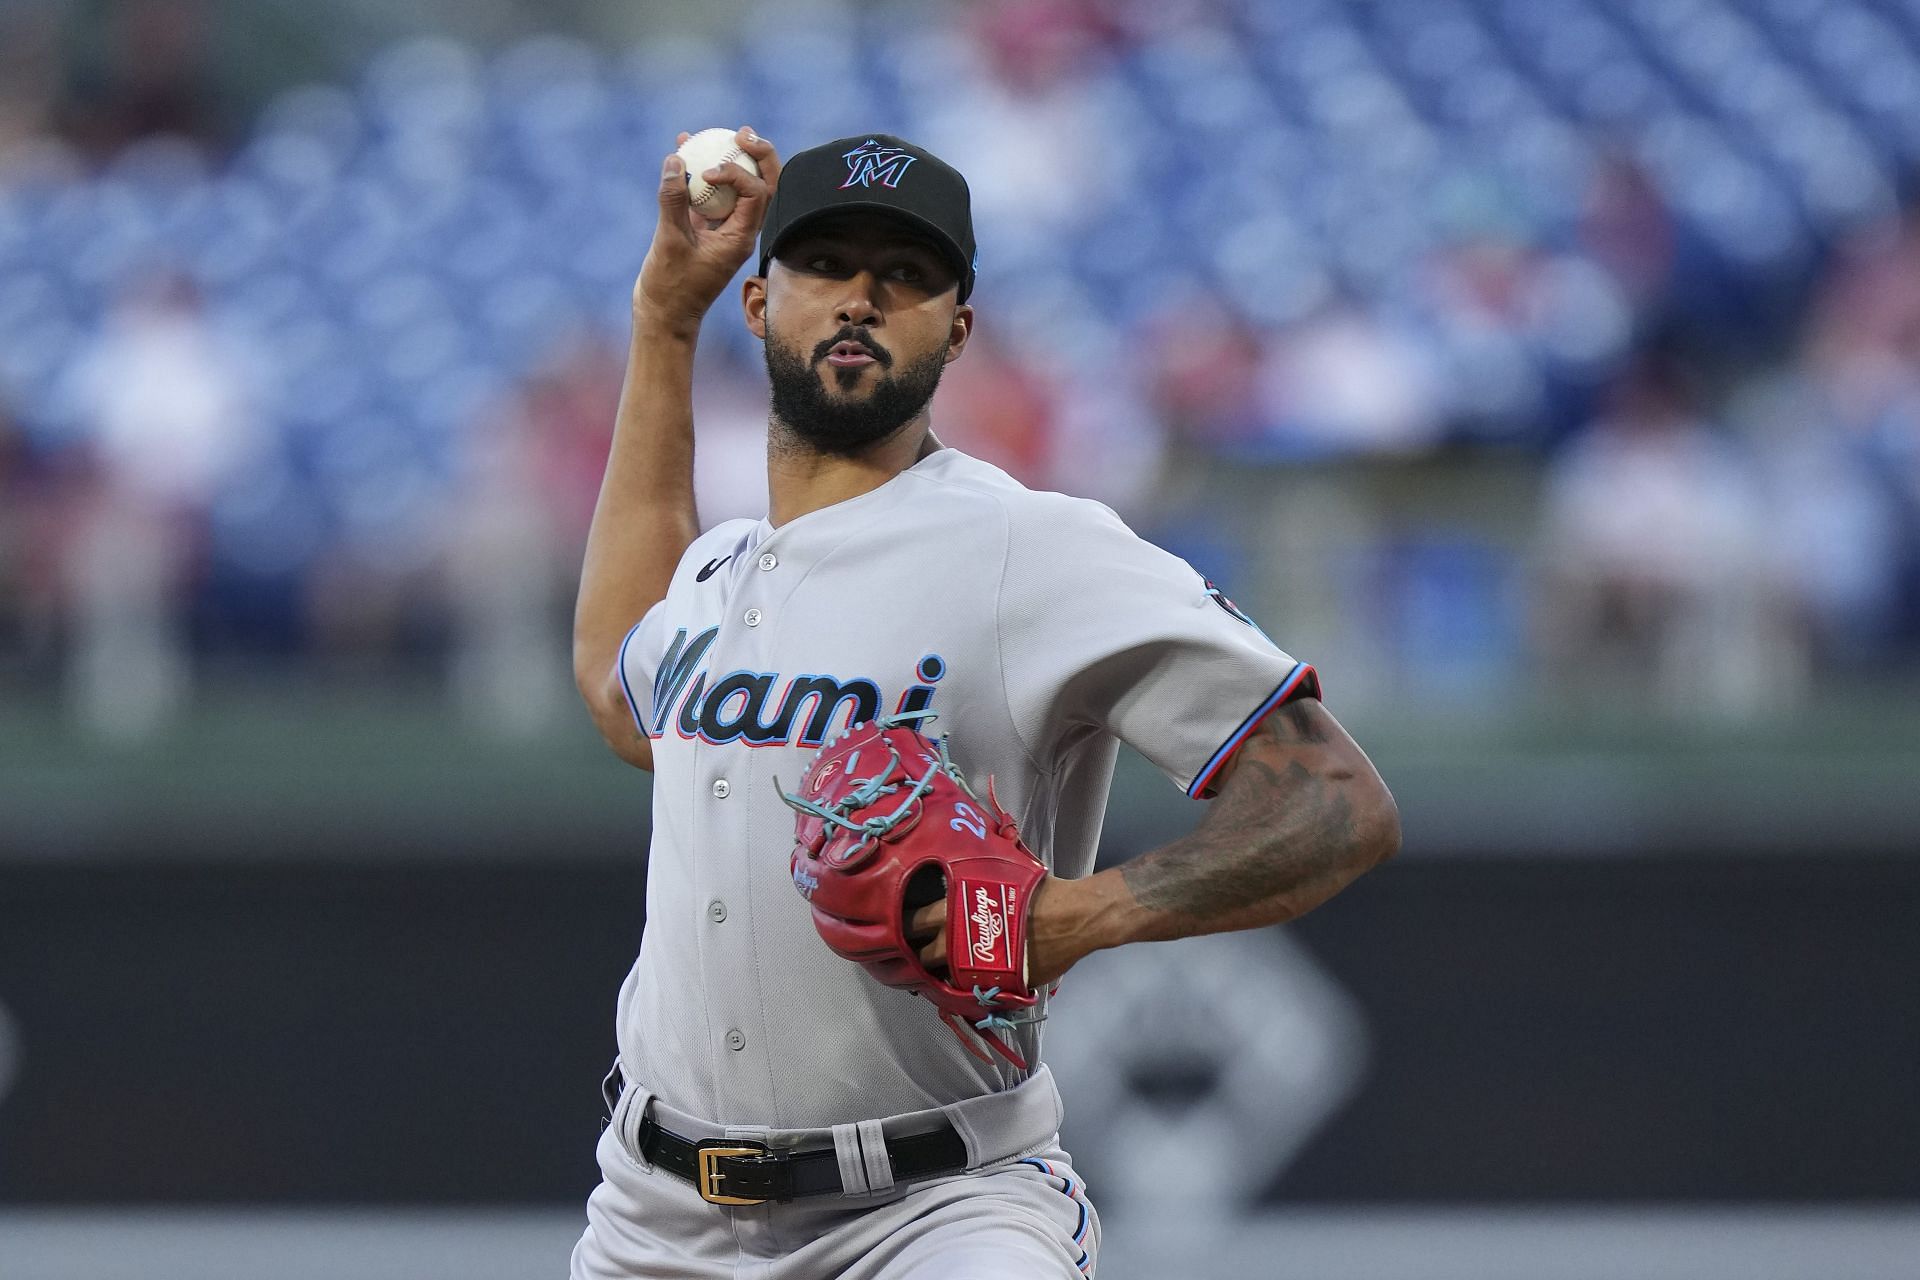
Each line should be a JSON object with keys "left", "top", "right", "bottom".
{"left": 889, "top": 263, "right": 925, "bottom": 283}
{"left": 804, "top": 254, "right": 842, "bottom": 273}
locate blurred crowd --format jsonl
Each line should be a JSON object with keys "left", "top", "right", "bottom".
{"left": 2, "top": 0, "right": 1919, "bottom": 738}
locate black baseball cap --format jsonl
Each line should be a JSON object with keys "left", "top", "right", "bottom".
{"left": 758, "top": 133, "right": 977, "bottom": 302}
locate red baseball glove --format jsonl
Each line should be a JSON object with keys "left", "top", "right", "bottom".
{"left": 779, "top": 713, "right": 1047, "bottom": 1068}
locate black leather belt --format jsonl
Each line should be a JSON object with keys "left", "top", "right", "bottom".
{"left": 602, "top": 1065, "right": 969, "bottom": 1206}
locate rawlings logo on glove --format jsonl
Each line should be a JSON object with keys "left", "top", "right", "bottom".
{"left": 963, "top": 883, "right": 1012, "bottom": 967}
{"left": 777, "top": 712, "right": 1048, "bottom": 1068}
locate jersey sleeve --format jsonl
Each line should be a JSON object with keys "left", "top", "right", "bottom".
{"left": 616, "top": 598, "right": 673, "bottom": 739}
{"left": 998, "top": 498, "right": 1319, "bottom": 798}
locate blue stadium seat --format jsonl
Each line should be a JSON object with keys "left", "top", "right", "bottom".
{"left": 4, "top": 7, "right": 1918, "bottom": 587}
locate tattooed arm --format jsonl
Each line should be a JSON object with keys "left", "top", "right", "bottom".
{"left": 908, "top": 698, "right": 1398, "bottom": 984}
{"left": 1022, "top": 698, "right": 1400, "bottom": 984}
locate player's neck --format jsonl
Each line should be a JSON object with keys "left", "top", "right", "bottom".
{"left": 764, "top": 421, "right": 943, "bottom": 528}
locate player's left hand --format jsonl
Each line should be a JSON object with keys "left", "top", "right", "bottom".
{"left": 909, "top": 873, "right": 1086, "bottom": 990}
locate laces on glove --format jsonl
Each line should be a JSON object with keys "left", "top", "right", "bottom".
{"left": 774, "top": 711, "right": 975, "bottom": 861}
{"left": 970, "top": 985, "right": 1046, "bottom": 1035}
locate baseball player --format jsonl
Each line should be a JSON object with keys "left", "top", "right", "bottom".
{"left": 569, "top": 127, "right": 1400, "bottom": 1279}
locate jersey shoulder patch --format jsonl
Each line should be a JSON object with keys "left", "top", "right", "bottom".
{"left": 1203, "top": 576, "right": 1256, "bottom": 627}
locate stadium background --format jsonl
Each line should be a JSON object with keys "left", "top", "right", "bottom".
{"left": 2, "top": 0, "right": 1918, "bottom": 1276}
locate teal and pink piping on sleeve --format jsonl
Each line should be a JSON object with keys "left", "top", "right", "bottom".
{"left": 1185, "top": 661, "right": 1321, "bottom": 799}
{"left": 616, "top": 617, "right": 650, "bottom": 738}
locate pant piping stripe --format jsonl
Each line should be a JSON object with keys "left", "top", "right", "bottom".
{"left": 1019, "top": 1157, "right": 1092, "bottom": 1263}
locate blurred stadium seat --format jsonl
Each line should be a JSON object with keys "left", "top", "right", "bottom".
{"left": 1, "top": 0, "right": 1917, "bottom": 706}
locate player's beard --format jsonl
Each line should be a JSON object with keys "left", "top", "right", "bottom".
{"left": 764, "top": 327, "right": 949, "bottom": 457}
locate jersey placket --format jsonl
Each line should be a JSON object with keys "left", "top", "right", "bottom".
{"left": 687, "top": 536, "right": 786, "bottom": 1116}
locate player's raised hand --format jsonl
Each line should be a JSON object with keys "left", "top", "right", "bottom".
{"left": 634, "top": 126, "right": 782, "bottom": 336}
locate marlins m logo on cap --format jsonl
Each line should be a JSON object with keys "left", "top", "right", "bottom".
{"left": 840, "top": 139, "right": 917, "bottom": 190}
{"left": 759, "top": 132, "right": 977, "bottom": 300}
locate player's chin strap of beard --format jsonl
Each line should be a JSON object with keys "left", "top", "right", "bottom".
{"left": 776, "top": 711, "right": 1048, "bottom": 1055}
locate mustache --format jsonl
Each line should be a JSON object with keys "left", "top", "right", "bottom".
{"left": 812, "top": 328, "right": 892, "bottom": 368}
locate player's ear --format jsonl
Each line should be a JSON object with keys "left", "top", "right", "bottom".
{"left": 742, "top": 275, "right": 768, "bottom": 338}
{"left": 943, "top": 302, "right": 973, "bottom": 365}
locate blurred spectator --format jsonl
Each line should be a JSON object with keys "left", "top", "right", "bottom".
{"left": 1260, "top": 299, "right": 1443, "bottom": 455}
{"left": 968, "top": 0, "right": 1127, "bottom": 95}
{"left": 691, "top": 342, "right": 780, "bottom": 526}
{"left": 929, "top": 0, "right": 1128, "bottom": 249}
{"left": 1735, "top": 373, "right": 1905, "bottom": 664}
{"left": 59, "top": 270, "right": 255, "bottom": 740}
{"left": 1800, "top": 214, "right": 1920, "bottom": 453}
{"left": 1044, "top": 369, "right": 1164, "bottom": 518}
{"left": 444, "top": 387, "right": 571, "bottom": 738}
{"left": 66, "top": 272, "right": 253, "bottom": 513}
{"left": 928, "top": 328, "right": 1060, "bottom": 483}
{"left": 1415, "top": 221, "right": 1555, "bottom": 439}
{"left": 0, "top": 6, "right": 61, "bottom": 158}
{"left": 0, "top": 397, "right": 49, "bottom": 668}
{"left": 1578, "top": 151, "right": 1678, "bottom": 313}
{"left": 1759, "top": 214, "right": 1920, "bottom": 657}
{"left": 523, "top": 334, "right": 628, "bottom": 558}
{"left": 0, "top": 399, "right": 95, "bottom": 680}
{"left": 1534, "top": 351, "right": 1797, "bottom": 719}
{"left": 444, "top": 331, "right": 618, "bottom": 735}
{"left": 1133, "top": 288, "right": 1268, "bottom": 450}
{"left": 63, "top": 0, "right": 222, "bottom": 153}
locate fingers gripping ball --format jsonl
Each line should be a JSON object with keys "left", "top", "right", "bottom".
{"left": 676, "top": 127, "right": 760, "bottom": 220}
{"left": 779, "top": 714, "right": 1048, "bottom": 1069}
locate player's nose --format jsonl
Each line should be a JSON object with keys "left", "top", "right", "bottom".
{"left": 835, "top": 271, "right": 883, "bottom": 328}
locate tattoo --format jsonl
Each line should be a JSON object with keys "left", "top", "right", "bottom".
{"left": 1278, "top": 701, "right": 1328, "bottom": 744}
{"left": 1118, "top": 702, "right": 1378, "bottom": 932}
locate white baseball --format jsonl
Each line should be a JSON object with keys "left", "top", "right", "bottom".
{"left": 676, "top": 127, "right": 759, "bottom": 221}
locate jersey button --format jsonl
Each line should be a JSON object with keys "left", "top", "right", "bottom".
{"left": 711, "top": 779, "right": 731, "bottom": 799}
{"left": 706, "top": 900, "right": 727, "bottom": 924}
{"left": 757, "top": 552, "right": 778, "bottom": 572}
{"left": 725, "top": 1029, "right": 746, "bottom": 1052}
{"left": 743, "top": 608, "right": 762, "bottom": 627}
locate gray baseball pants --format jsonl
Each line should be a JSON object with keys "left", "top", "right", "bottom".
{"left": 570, "top": 1063, "right": 1099, "bottom": 1279}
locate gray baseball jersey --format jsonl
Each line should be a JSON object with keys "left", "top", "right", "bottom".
{"left": 612, "top": 447, "right": 1315, "bottom": 1128}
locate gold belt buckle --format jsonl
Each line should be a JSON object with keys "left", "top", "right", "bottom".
{"left": 696, "top": 1140, "right": 771, "bottom": 1206}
